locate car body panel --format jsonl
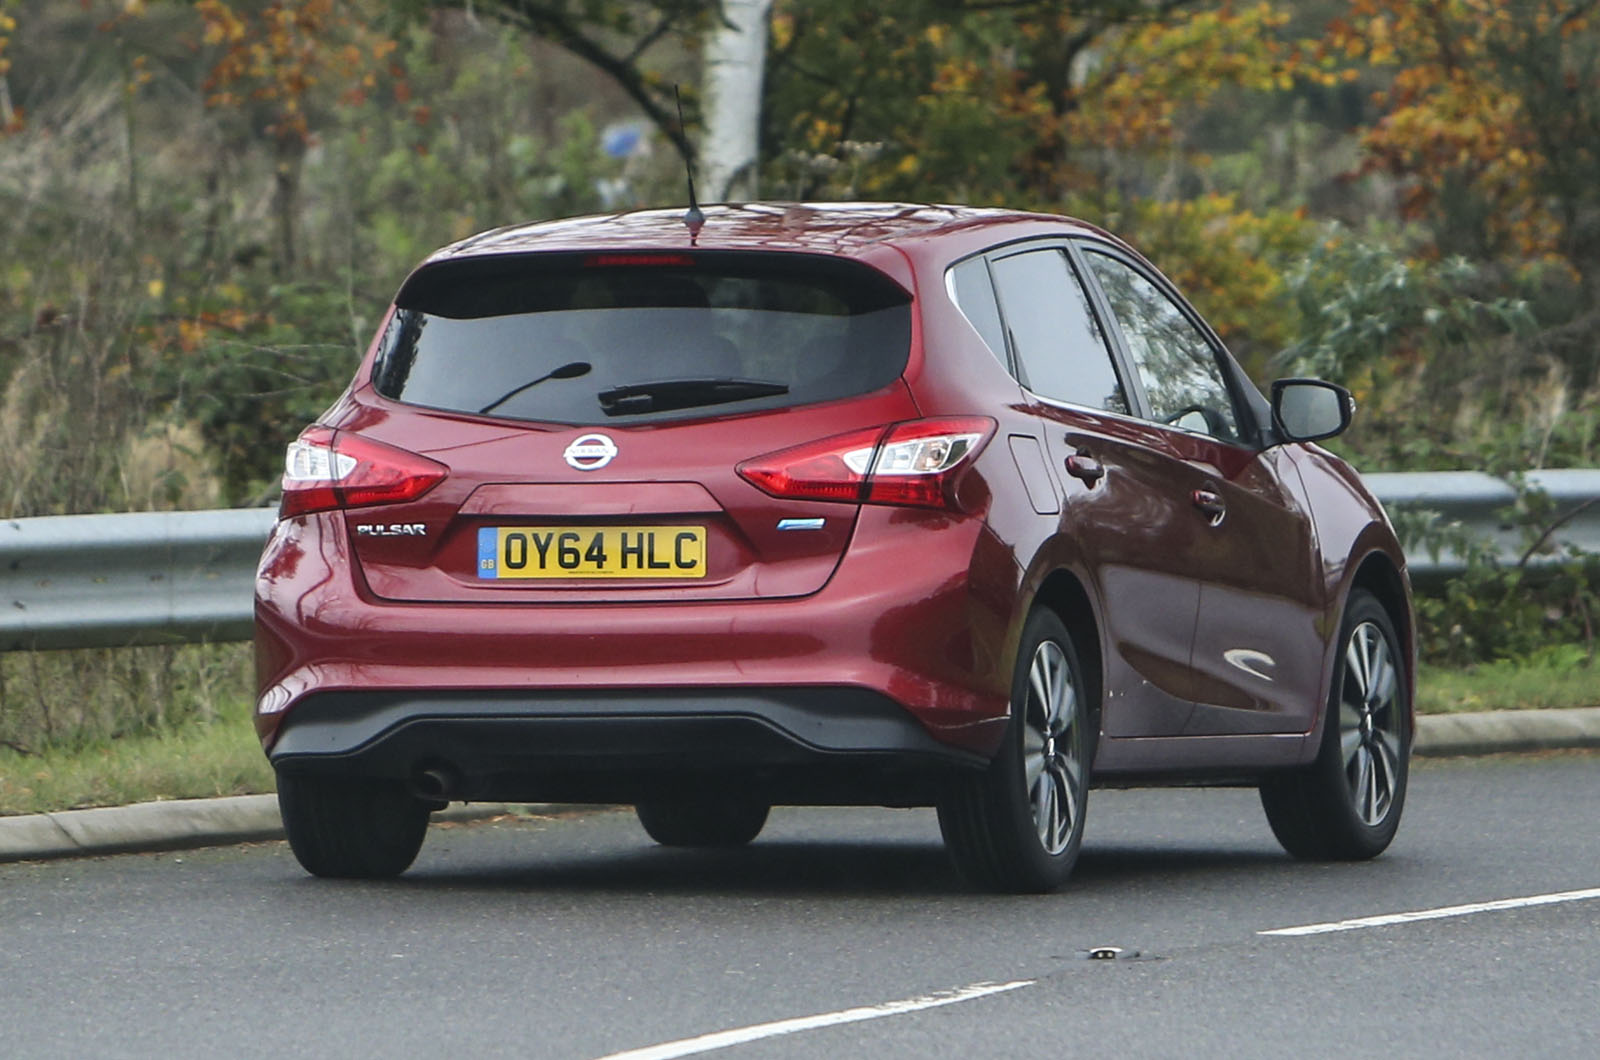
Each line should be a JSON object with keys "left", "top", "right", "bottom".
{"left": 1036, "top": 406, "right": 1204, "bottom": 737}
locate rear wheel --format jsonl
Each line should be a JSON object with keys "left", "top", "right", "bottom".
{"left": 939, "top": 609, "right": 1091, "bottom": 893}
{"left": 635, "top": 797, "right": 770, "bottom": 847}
{"left": 1260, "top": 589, "right": 1410, "bottom": 860}
{"left": 277, "top": 770, "right": 430, "bottom": 879}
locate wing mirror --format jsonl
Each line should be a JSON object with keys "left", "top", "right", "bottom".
{"left": 1270, "top": 378, "right": 1354, "bottom": 443}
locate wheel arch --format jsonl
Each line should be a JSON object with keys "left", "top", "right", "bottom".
{"left": 1305, "top": 544, "right": 1416, "bottom": 755}
{"left": 1030, "top": 569, "right": 1105, "bottom": 750}
{"left": 1348, "top": 548, "right": 1418, "bottom": 734}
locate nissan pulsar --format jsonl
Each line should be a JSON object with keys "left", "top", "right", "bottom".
{"left": 254, "top": 202, "right": 1414, "bottom": 892}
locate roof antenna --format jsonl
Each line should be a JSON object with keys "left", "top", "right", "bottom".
{"left": 674, "top": 85, "right": 705, "bottom": 242}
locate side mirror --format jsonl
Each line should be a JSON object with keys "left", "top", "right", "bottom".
{"left": 1270, "top": 378, "right": 1353, "bottom": 443}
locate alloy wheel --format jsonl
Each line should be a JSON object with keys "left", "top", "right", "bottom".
{"left": 1339, "top": 621, "right": 1403, "bottom": 826}
{"left": 1021, "top": 639, "right": 1084, "bottom": 855}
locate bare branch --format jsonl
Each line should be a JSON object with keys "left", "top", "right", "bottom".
{"left": 1518, "top": 497, "right": 1600, "bottom": 569}
{"left": 456, "top": 0, "right": 711, "bottom": 163}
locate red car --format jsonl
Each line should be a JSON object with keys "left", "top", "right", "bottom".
{"left": 254, "top": 203, "right": 1413, "bottom": 892}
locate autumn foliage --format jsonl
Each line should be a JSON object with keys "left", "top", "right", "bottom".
{"left": 1332, "top": 0, "right": 1600, "bottom": 276}
{"left": 2, "top": 0, "right": 1599, "bottom": 523}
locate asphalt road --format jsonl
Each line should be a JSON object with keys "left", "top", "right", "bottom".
{"left": 3, "top": 753, "right": 1597, "bottom": 1059}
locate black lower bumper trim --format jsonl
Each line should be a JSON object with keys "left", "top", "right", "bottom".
{"left": 269, "top": 687, "right": 987, "bottom": 807}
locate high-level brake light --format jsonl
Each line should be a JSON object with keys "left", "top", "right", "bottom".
{"left": 279, "top": 426, "right": 448, "bottom": 518}
{"left": 737, "top": 417, "right": 995, "bottom": 510}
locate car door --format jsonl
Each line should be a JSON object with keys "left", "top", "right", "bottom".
{"left": 978, "top": 244, "right": 1202, "bottom": 738}
{"left": 1075, "top": 245, "right": 1327, "bottom": 736}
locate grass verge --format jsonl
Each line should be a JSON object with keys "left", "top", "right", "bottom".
{"left": 1417, "top": 645, "right": 1598, "bottom": 714}
{"left": 0, "top": 699, "right": 272, "bottom": 817}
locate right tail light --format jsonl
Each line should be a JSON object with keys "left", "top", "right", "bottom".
{"left": 737, "top": 417, "right": 994, "bottom": 510}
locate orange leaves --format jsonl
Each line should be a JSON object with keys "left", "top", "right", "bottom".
{"left": 1349, "top": 0, "right": 1590, "bottom": 263}
{"left": 1065, "top": 3, "right": 1319, "bottom": 154}
{"left": 0, "top": 4, "right": 16, "bottom": 97}
{"left": 197, "top": 0, "right": 245, "bottom": 45}
{"left": 195, "top": 0, "right": 406, "bottom": 145}
{"left": 0, "top": 5, "right": 17, "bottom": 135}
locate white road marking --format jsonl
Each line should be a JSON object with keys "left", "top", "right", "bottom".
{"left": 1260, "top": 886, "right": 1600, "bottom": 937}
{"left": 590, "top": 979, "right": 1035, "bottom": 1060}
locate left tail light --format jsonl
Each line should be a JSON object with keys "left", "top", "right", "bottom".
{"left": 279, "top": 426, "right": 448, "bottom": 518}
{"left": 737, "top": 417, "right": 995, "bottom": 510}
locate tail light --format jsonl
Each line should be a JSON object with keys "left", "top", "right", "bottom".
{"left": 737, "top": 417, "right": 995, "bottom": 510}
{"left": 279, "top": 426, "right": 447, "bottom": 518}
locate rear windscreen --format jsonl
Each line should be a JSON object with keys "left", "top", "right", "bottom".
{"left": 371, "top": 252, "right": 912, "bottom": 424}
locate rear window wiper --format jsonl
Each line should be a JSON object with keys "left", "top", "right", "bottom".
{"left": 477, "top": 361, "right": 592, "bottom": 415}
{"left": 597, "top": 378, "right": 790, "bottom": 416}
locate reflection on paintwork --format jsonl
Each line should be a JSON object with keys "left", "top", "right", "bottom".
{"left": 1187, "top": 584, "right": 1329, "bottom": 733}
{"left": 1223, "top": 648, "right": 1277, "bottom": 682}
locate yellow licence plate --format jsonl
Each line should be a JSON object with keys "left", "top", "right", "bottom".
{"left": 477, "top": 526, "right": 707, "bottom": 579}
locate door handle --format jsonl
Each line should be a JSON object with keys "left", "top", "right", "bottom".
{"left": 1192, "top": 489, "right": 1226, "bottom": 524}
{"left": 1065, "top": 454, "right": 1105, "bottom": 486}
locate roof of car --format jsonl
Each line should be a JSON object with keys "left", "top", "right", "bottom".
{"left": 426, "top": 202, "right": 1112, "bottom": 263}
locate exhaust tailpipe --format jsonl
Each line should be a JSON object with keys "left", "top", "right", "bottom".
{"left": 411, "top": 763, "right": 460, "bottom": 803}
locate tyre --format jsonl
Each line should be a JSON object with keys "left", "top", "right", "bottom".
{"left": 1260, "top": 589, "right": 1410, "bottom": 860}
{"left": 636, "top": 797, "right": 770, "bottom": 847}
{"left": 938, "top": 609, "right": 1092, "bottom": 893}
{"left": 277, "top": 770, "right": 431, "bottom": 879}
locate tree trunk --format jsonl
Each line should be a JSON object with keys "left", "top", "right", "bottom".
{"left": 701, "top": 0, "right": 773, "bottom": 202}
{"left": 272, "top": 135, "right": 307, "bottom": 277}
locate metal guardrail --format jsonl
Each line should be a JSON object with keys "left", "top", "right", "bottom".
{"left": 1364, "top": 469, "right": 1600, "bottom": 582}
{"left": 2, "top": 470, "right": 1598, "bottom": 652}
{"left": 1, "top": 508, "right": 277, "bottom": 652}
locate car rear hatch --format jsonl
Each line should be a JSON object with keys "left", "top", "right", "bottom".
{"left": 294, "top": 249, "right": 924, "bottom": 603}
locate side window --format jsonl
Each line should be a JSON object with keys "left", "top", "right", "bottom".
{"left": 989, "top": 248, "right": 1129, "bottom": 414}
{"left": 1083, "top": 251, "right": 1240, "bottom": 442}
{"left": 947, "top": 257, "right": 1008, "bottom": 366}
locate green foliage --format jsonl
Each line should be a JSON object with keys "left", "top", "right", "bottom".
{"left": 1276, "top": 230, "right": 1535, "bottom": 382}
{"left": 1418, "top": 644, "right": 1598, "bottom": 714}
{"left": 158, "top": 283, "right": 362, "bottom": 504}
{"left": 1391, "top": 477, "right": 1600, "bottom": 667}
{"left": 1412, "top": 559, "right": 1599, "bottom": 667}
{"left": 3, "top": 10, "right": 683, "bottom": 510}
{"left": 1266, "top": 226, "right": 1600, "bottom": 479}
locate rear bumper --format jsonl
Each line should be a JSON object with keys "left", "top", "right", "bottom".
{"left": 255, "top": 505, "right": 1023, "bottom": 767}
{"left": 270, "top": 686, "right": 987, "bottom": 806}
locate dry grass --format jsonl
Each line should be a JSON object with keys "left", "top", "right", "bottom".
{"left": 0, "top": 695, "right": 271, "bottom": 816}
{"left": 0, "top": 642, "right": 252, "bottom": 754}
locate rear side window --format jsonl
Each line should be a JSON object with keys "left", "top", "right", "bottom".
{"left": 947, "top": 257, "right": 1007, "bottom": 366}
{"left": 373, "top": 252, "right": 912, "bottom": 425}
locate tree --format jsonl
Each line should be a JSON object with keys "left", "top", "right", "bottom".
{"left": 702, "top": 0, "right": 773, "bottom": 199}
{"left": 192, "top": 0, "right": 415, "bottom": 274}
{"left": 1335, "top": 0, "right": 1600, "bottom": 280}
{"left": 454, "top": 0, "right": 721, "bottom": 165}
{"left": 1324, "top": 0, "right": 1600, "bottom": 390}
{"left": 760, "top": 0, "right": 1328, "bottom": 205}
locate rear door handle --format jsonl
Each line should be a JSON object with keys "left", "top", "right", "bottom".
{"left": 1065, "top": 454, "right": 1105, "bottom": 486}
{"left": 1192, "top": 489, "right": 1226, "bottom": 523}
